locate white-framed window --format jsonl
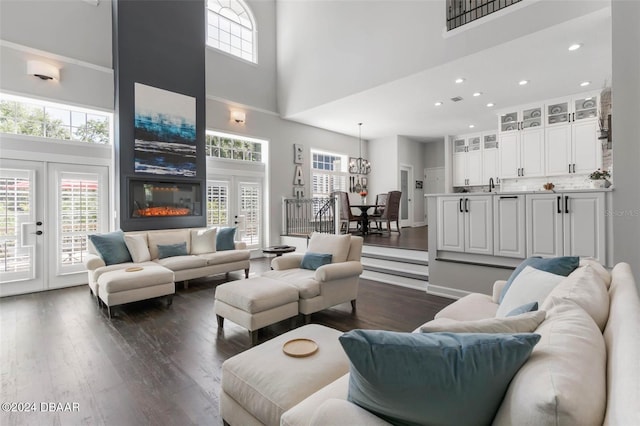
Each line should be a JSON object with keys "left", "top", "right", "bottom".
{"left": 206, "top": 0, "right": 256, "bottom": 63}
{"left": 206, "top": 181, "right": 229, "bottom": 227}
{"left": 206, "top": 130, "right": 264, "bottom": 162}
{"left": 311, "top": 150, "right": 348, "bottom": 198}
{"left": 0, "top": 93, "right": 112, "bottom": 144}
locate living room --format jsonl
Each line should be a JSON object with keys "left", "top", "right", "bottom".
{"left": 1, "top": 0, "right": 639, "bottom": 425}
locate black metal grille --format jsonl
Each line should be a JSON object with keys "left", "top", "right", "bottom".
{"left": 447, "top": 0, "right": 522, "bottom": 31}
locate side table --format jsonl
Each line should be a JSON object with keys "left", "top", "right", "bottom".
{"left": 263, "top": 245, "right": 297, "bottom": 257}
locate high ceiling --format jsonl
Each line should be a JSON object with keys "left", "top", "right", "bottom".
{"left": 284, "top": 7, "right": 612, "bottom": 141}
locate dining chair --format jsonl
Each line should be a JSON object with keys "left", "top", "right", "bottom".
{"left": 337, "top": 191, "right": 361, "bottom": 234}
{"left": 380, "top": 190, "right": 401, "bottom": 235}
{"left": 369, "top": 193, "right": 388, "bottom": 230}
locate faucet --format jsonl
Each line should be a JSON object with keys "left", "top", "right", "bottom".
{"left": 489, "top": 177, "right": 495, "bottom": 192}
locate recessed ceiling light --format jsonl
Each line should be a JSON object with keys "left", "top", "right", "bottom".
{"left": 519, "top": 80, "right": 529, "bottom": 86}
{"left": 455, "top": 78, "right": 466, "bottom": 84}
{"left": 580, "top": 81, "right": 591, "bottom": 87}
{"left": 486, "top": 103, "right": 495, "bottom": 107}
{"left": 568, "top": 43, "right": 582, "bottom": 51}
{"left": 434, "top": 101, "right": 443, "bottom": 106}
{"left": 473, "top": 92, "right": 482, "bottom": 97}
{"left": 468, "top": 124, "right": 475, "bottom": 128}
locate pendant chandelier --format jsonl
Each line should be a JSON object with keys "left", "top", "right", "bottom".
{"left": 348, "top": 123, "right": 371, "bottom": 175}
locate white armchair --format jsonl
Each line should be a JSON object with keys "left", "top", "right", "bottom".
{"left": 262, "top": 232, "right": 364, "bottom": 322}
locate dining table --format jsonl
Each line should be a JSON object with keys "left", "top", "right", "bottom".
{"left": 350, "top": 204, "right": 383, "bottom": 235}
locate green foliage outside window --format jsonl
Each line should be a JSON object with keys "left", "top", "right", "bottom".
{"left": 206, "top": 134, "right": 262, "bottom": 162}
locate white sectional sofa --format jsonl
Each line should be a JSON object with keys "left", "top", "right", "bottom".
{"left": 220, "top": 260, "right": 640, "bottom": 426}
{"left": 85, "top": 228, "right": 250, "bottom": 314}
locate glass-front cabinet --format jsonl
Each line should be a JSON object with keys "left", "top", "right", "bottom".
{"left": 468, "top": 135, "right": 481, "bottom": 152}
{"left": 453, "top": 138, "right": 466, "bottom": 153}
{"left": 546, "top": 101, "right": 570, "bottom": 126}
{"left": 500, "top": 112, "right": 519, "bottom": 132}
{"left": 574, "top": 95, "right": 598, "bottom": 121}
{"left": 522, "top": 106, "right": 543, "bottom": 129}
{"left": 546, "top": 93, "right": 599, "bottom": 127}
{"left": 499, "top": 105, "right": 543, "bottom": 132}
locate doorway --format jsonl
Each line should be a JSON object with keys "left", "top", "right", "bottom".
{"left": 400, "top": 164, "right": 414, "bottom": 228}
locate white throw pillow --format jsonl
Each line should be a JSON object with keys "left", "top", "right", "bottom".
{"left": 496, "top": 266, "right": 565, "bottom": 317}
{"left": 191, "top": 228, "right": 217, "bottom": 255}
{"left": 420, "top": 310, "right": 546, "bottom": 334}
{"left": 124, "top": 234, "right": 150, "bottom": 263}
{"left": 542, "top": 265, "right": 609, "bottom": 331}
{"left": 493, "top": 297, "right": 607, "bottom": 426}
{"left": 306, "top": 232, "right": 351, "bottom": 263}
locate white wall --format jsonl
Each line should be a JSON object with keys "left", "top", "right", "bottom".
{"left": 276, "top": 0, "right": 609, "bottom": 117}
{"left": 398, "top": 136, "right": 426, "bottom": 225}
{"left": 206, "top": 0, "right": 277, "bottom": 112}
{"left": 368, "top": 135, "right": 399, "bottom": 200}
{"left": 424, "top": 139, "right": 445, "bottom": 169}
{"left": 205, "top": 98, "right": 360, "bottom": 245}
{"left": 611, "top": 0, "right": 640, "bottom": 286}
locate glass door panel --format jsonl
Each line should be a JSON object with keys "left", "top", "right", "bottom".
{"left": 484, "top": 133, "right": 498, "bottom": 149}
{"left": 453, "top": 138, "right": 466, "bottom": 153}
{"left": 501, "top": 112, "right": 518, "bottom": 132}
{"left": 468, "top": 136, "right": 481, "bottom": 151}
{"left": 206, "top": 180, "right": 230, "bottom": 227}
{"left": 238, "top": 181, "right": 261, "bottom": 248}
{"left": 547, "top": 102, "right": 569, "bottom": 126}
{"left": 574, "top": 97, "right": 598, "bottom": 121}
{"left": 522, "top": 107, "right": 542, "bottom": 129}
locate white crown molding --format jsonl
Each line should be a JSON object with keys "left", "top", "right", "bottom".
{"left": 0, "top": 40, "right": 113, "bottom": 74}
{"left": 205, "top": 94, "right": 279, "bottom": 117}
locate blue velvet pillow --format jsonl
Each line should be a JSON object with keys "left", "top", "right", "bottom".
{"left": 300, "top": 252, "right": 332, "bottom": 270}
{"left": 500, "top": 256, "right": 580, "bottom": 303}
{"left": 216, "top": 227, "right": 236, "bottom": 251}
{"left": 157, "top": 242, "right": 188, "bottom": 259}
{"left": 88, "top": 230, "right": 132, "bottom": 266}
{"left": 506, "top": 301, "right": 539, "bottom": 317}
{"left": 339, "top": 330, "right": 540, "bottom": 426}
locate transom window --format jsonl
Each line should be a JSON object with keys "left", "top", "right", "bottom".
{"left": 0, "top": 94, "right": 111, "bottom": 144}
{"left": 206, "top": 131, "right": 264, "bottom": 162}
{"left": 206, "top": 0, "right": 256, "bottom": 63}
{"left": 311, "top": 150, "right": 348, "bottom": 198}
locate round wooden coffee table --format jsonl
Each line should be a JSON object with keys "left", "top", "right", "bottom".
{"left": 262, "top": 245, "right": 296, "bottom": 257}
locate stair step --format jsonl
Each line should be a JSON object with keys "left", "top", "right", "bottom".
{"left": 361, "top": 252, "right": 428, "bottom": 266}
{"left": 362, "top": 265, "right": 428, "bottom": 281}
{"left": 361, "top": 257, "right": 428, "bottom": 276}
{"left": 361, "top": 270, "right": 427, "bottom": 291}
{"left": 362, "top": 245, "right": 428, "bottom": 263}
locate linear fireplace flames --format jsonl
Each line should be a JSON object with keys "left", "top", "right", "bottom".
{"left": 130, "top": 180, "right": 202, "bottom": 219}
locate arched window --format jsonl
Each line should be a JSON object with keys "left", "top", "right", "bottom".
{"left": 206, "top": 0, "right": 256, "bottom": 63}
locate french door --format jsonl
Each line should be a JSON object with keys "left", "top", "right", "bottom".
{"left": 207, "top": 177, "right": 263, "bottom": 249}
{"left": 400, "top": 165, "right": 414, "bottom": 227}
{"left": 0, "top": 159, "right": 109, "bottom": 296}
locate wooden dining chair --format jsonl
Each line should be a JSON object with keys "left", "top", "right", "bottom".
{"left": 369, "top": 193, "right": 388, "bottom": 230}
{"left": 337, "top": 191, "right": 361, "bottom": 234}
{"left": 380, "top": 190, "right": 401, "bottom": 235}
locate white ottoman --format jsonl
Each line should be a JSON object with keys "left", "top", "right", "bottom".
{"left": 220, "top": 324, "right": 349, "bottom": 426}
{"left": 97, "top": 265, "right": 175, "bottom": 317}
{"left": 214, "top": 276, "right": 299, "bottom": 345}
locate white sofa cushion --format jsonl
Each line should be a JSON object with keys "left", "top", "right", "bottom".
{"left": 124, "top": 234, "right": 151, "bottom": 263}
{"left": 434, "top": 293, "right": 498, "bottom": 321}
{"left": 307, "top": 232, "right": 351, "bottom": 263}
{"left": 580, "top": 257, "right": 612, "bottom": 288}
{"left": 496, "top": 266, "right": 565, "bottom": 317}
{"left": 262, "top": 269, "right": 320, "bottom": 298}
{"left": 147, "top": 229, "right": 191, "bottom": 260}
{"left": 191, "top": 228, "right": 216, "bottom": 255}
{"left": 198, "top": 250, "right": 250, "bottom": 266}
{"left": 420, "top": 310, "right": 546, "bottom": 334}
{"left": 154, "top": 255, "right": 207, "bottom": 271}
{"left": 542, "top": 264, "right": 609, "bottom": 331}
{"left": 494, "top": 297, "right": 607, "bottom": 426}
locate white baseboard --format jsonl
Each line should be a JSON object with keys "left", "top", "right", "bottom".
{"left": 413, "top": 222, "right": 426, "bottom": 227}
{"left": 426, "top": 284, "right": 471, "bottom": 300}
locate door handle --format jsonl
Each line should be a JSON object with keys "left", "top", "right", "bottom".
{"left": 500, "top": 196, "right": 518, "bottom": 199}
{"left": 33, "top": 230, "right": 43, "bottom": 235}
{"left": 557, "top": 196, "right": 562, "bottom": 214}
{"left": 36, "top": 221, "right": 43, "bottom": 226}
{"left": 464, "top": 198, "right": 469, "bottom": 213}
{"left": 565, "top": 195, "right": 569, "bottom": 214}
{"left": 459, "top": 198, "right": 463, "bottom": 213}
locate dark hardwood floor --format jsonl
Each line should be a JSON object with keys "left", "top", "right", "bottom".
{"left": 0, "top": 258, "right": 451, "bottom": 426}
{"left": 359, "top": 225, "right": 428, "bottom": 251}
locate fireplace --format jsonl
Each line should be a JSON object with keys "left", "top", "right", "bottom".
{"left": 123, "top": 179, "right": 204, "bottom": 230}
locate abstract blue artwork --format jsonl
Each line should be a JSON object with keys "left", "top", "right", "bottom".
{"left": 134, "top": 83, "right": 197, "bottom": 177}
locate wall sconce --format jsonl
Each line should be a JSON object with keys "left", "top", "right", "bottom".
{"left": 231, "top": 110, "right": 246, "bottom": 124}
{"left": 27, "top": 60, "right": 60, "bottom": 81}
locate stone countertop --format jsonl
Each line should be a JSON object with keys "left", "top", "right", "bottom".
{"left": 424, "top": 188, "right": 614, "bottom": 197}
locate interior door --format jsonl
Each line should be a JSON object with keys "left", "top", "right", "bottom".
{"left": 400, "top": 165, "right": 413, "bottom": 227}
{"left": 236, "top": 180, "right": 262, "bottom": 248}
{"left": 0, "top": 159, "right": 45, "bottom": 296}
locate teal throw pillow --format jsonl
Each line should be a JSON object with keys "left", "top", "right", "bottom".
{"left": 216, "top": 227, "right": 236, "bottom": 251}
{"left": 500, "top": 256, "right": 580, "bottom": 303}
{"left": 507, "top": 301, "right": 538, "bottom": 317}
{"left": 88, "top": 230, "right": 132, "bottom": 266}
{"left": 339, "top": 329, "right": 540, "bottom": 426}
{"left": 157, "top": 242, "right": 188, "bottom": 259}
{"left": 300, "top": 253, "right": 332, "bottom": 270}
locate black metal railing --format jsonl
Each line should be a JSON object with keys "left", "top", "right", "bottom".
{"left": 447, "top": 0, "right": 522, "bottom": 31}
{"left": 283, "top": 196, "right": 337, "bottom": 236}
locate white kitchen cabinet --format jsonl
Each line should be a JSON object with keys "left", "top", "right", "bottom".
{"left": 437, "top": 195, "right": 493, "bottom": 255}
{"left": 526, "top": 192, "right": 605, "bottom": 263}
{"left": 493, "top": 195, "right": 526, "bottom": 258}
{"left": 499, "top": 128, "right": 544, "bottom": 179}
{"left": 482, "top": 133, "right": 499, "bottom": 184}
{"left": 452, "top": 135, "right": 483, "bottom": 186}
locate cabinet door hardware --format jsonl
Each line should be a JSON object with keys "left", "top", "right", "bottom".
{"left": 572, "top": 163, "right": 576, "bottom": 173}
{"left": 464, "top": 198, "right": 469, "bottom": 213}
{"left": 500, "top": 196, "right": 518, "bottom": 199}
{"left": 459, "top": 198, "right": 463, "bottom": 213}
{"left": 565, "top": 196, "right": 570, "bottom": 214}
{"left": 557, "top": 196, "right": 562, "bottom": 214}
{"left": 521, "top": 168, "right": 524, "bottom": 176}
{"left": 569, "top": 164, "right": 572, "bottom": 174}
{"left": 572, "top": 112, "right": 575, "bottom": 122}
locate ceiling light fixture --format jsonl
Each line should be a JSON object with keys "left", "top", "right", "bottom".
{"left": 568, "top": 43, "right": 582, "bottom": 51}
{"left": 473, "top": 92, "right": 482, "bottom": 97}
{"left": 434, "top": 101, "right": 443, "bottom": 106}
{"left": 469, "top": 124, "right": 475, "bottom": 129}
{"left": 486, "top": 103, "right": 495, "bottom": 107}
{"left": 348, "top": 123, "right": 371, "bottom": 175}
{"left": 455, "top": 78, "right": 465, "bottom": 84}
{"left": 580, "top": 81, "right": 591, "bottom": 87}
{"left": 519, "top": 80, "right": 529, "bottom": 86}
